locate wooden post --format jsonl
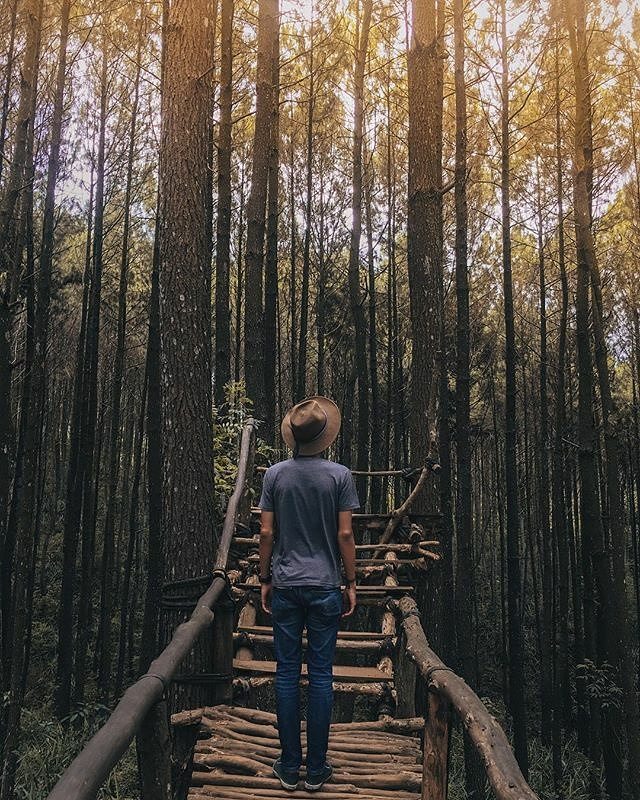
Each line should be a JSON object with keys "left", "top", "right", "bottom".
{"left": 212, "top": 593, "right": 235, "bottom": 705}
{"left": 422, "top": 690, "right": 450, "bottom": 800}
{"left": 394, "top": 629, "right": 417, "bottom": 717}
{"left": 138, "top": 700, "right": 172, "bottom": 800}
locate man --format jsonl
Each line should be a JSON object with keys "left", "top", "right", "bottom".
{"left": 258, "top": 396, "right": 360, "bottom": 792}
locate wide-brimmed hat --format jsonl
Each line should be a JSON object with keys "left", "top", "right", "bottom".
{"left": 281, "top": 396, "right": 341, "bottom": 455}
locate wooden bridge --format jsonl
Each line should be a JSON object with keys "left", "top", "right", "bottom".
{"left": 46, "top": 420, "right": 539, "bottom": 800}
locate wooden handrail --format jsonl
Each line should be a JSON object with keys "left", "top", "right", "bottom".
{"left": 394, "top": 595, "right": 539, "bottom": 800}
{"left": 46, "top": 419, "right": 257, "bottom": 800}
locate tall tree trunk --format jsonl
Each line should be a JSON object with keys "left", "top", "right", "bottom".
{"left": 550, "top": 23, "right": 572, "bottom": 786}
{"left": 407, "top": 0, "right": 442, "bottom": 505}
{"left": 158, "top": 0, "right": 216, "bottom": 712}
{"left": 116, "top": 375, "right": 146, "bottom": 697}
{"left": 289, "top": 112, "right": 297, "bottom": 399}
{"left": 452, "top": 0, "right": 483, "bottom": 794}
{"left": 263, "top": 18, "right": 280, "bottom": 442}
{"left": 535, "top": 160, "right": 553, "bottom": 744}
{"left": 364, "top": 150, "right": 381, "bottom": 511}
{"left": 0, "top": 0, "right": 42, "bottom": 792}
{"left": 0, "top": 0, "right": 18, "bottom": 187}
{"left": 214, "top": 0, "right": 234, "bottom": 407}
{"left": 234, "top": 164, "right": 245, "bottom": 384}
{"left": 245, "top": 0, "right": 278, "bottom": 418}
{"left": 73, "top": 33, "right": 109, "bottom": 706}
{"left": 316, "top": 169, "right": 326, "bottom": 395}
{"left": 138, "top": 194, "right": 162, "bottom": 677}
{"left": 55, "top": 157, "right": 94, "bottom": 719}
{"left": 348, "top": 0, "right": 372, "bottom": 501}
{"left": 97, "top": 7, "right": 143, "bottom": 701}
{"left": 0, "top": 0, "right": 43, "bottom": 680}
{"left": 563, "top": 0, "right": 611, "bottom": 790}
{"left": 296, "top": 28, "right": 313, "bottom": 403}
{"left": 500, "top": 0, "right": 528, "bottom": 774}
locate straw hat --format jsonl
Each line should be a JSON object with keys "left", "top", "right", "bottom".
{"left": 280, "top": 396, "right": 341, "bottom": 456}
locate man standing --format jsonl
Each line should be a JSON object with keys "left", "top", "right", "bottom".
{"left": 258, "top": 396, "right": 360, "bottom": 791}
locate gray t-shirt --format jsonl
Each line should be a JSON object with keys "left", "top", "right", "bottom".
{"left": 258, "top": 456, "right": 361, "bottom": 588}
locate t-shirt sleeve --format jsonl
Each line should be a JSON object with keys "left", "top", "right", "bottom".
{"left": 338, "top": 470, "right": 361, "bottom": 511}
{"left": 258, "top": 468, "right": 275, "bottom": 511}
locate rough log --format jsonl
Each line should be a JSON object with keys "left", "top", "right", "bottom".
{"left": 235, "top": 626, "right": 387, "bottom": 640}
{"left": 374, "top": 468, "right": 431, "bottom": 557}
{"left": 192, "top": 755, "right": 420, "bottom": 791}
{"left": 172, "top": 709, "right": 205, "bottom": 727}
{"left": 201, "top": 705, "right": 423, "bottom": 733}
{"left": 394, "top": 596, "right": 539, "bottom": 800}
{"left": 191, "top": 773, "right": 420, "bottom": 796}
{"left": 199, "top": 722, "right": 416, "bottom": 755}
{"left": 194, "top": 742, "right": 421, "bottom": 771}
{"left": 422, "top": 692, "right": 450, "bottom": 800}
{"left": 233, "top": 632, "right": 389, "bottom": 651}
{"left": 189, "top": 790, "right": 420, "bottom": 800}
{"left": 189, "top": 793, "right": 419, "bottom": 800}
{"left": 196, "top": 735, "right": 419, "bottom": 765}
{"left": 235, "top": 575, "right": 259, "bottom": 661}
{"left": 199, "top": 714, "right": 418, "bottom": 749}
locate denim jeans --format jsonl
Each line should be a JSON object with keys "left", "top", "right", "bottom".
{"left": 271, "top": 586, "right": 342, "bottom": 776}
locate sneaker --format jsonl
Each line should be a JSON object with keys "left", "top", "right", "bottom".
{"left": 304, "top": 763, "right": 333, "bottom": 791}
{"left": 273, "top": 758, "right": 299, "bottom": 791}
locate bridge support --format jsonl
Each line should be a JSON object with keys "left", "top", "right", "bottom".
{"left": 211, "top": 592, "right": 235, "bottom": 705}
{"left": 137, "top": 700, "right": 171, "bottom": 800}
{"left": 422, "top": 690, "right": 450, "bottom": 800}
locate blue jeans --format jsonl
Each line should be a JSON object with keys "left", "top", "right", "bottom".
{"left": 271, "top": 586, "right": 342, "bottom": 776}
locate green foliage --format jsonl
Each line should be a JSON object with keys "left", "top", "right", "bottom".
{"left": 14, "top": 707, "right": 137, "bottom": 800}
{"left": 440, "top": 721, "right": 599, "bottom": 800}
{"left": 214, "top": 381, "right": 275, "bottom": 517}
{"left": 577, "top": 659, "right": 624, "bottom": 711}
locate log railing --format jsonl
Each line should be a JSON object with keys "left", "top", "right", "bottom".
{"left": 46, "top": 419, "right": 257, "bottom": 800}
{"left": 393, "top": 595, "right": 539, "bottom": 800}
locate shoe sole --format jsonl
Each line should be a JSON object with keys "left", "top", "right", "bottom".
{"left": 304, "top": 776, "right": 332, "bottom": 791}
{"left": 272, "top": 767, "right": 298, "bottom": 791}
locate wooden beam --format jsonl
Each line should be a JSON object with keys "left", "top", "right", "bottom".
{"left": 232, "top": 658, "right": 393, "bottom": 682}
{"left": 421, "top": 692, "right": 450, "bottom": 800}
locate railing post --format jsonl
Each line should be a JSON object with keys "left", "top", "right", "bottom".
{"left": 394, "top": 628, "right": 417, "bottom": 717}
{"left": 422, "top": 689, "right": 450, "bottom": 800}
{"left": 138, "top": 700, "right": 172, "bottom": 800}
{"left": 212, "top": 589, "right": 235, "bottom": 705}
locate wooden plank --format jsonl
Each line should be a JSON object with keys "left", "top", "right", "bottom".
{"left": 233, "top": 583, "right": 414, "bottom": 594}
{"left": 250, "top": 508, "right": 441, "bottom": 521}
{"left": 233, "top": 632, "right": 389, "bottom": 651}
{"left": 233, "top": 659, "right": 393, "bottom": 682}
{"left": 236, "top": 624, "right": 386, "bottom": 641}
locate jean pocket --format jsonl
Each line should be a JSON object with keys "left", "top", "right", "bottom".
{"left": 310, "top": 588, "right": 342, "bottom": 617}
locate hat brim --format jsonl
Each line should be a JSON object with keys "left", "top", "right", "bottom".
{"left": 281, "top": 396, "right": 341, "bottom": 455}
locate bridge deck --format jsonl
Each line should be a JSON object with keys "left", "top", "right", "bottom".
{"left": 187, "top": 705, "right": 424, "bottom": 800}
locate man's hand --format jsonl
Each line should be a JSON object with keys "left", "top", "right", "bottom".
{"left": 261, "top": 581, "right": 272, "bottom": 614}
{"left": 342, "top": 582, "right": 357, "bottom": 617}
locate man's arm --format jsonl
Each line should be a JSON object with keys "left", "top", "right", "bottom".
{"left": 338, "top": 510, "right": 357, "bottom": 617}
{"left": 259, "top": 510, "right": 275, "bottom": 613}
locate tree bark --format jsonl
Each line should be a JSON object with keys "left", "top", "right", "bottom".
{"left": 98, "top": 6, "right": 143, "bottom": 701}
{"left": 245, "top": 0, "right": 279, "bottom": 418}
{"left": 263, "top": 17, "right": 280, "bottom": 441}
{"left": 214, "top": 0, "right": 234, "bottom": 407}
{"left": 407, "top": 0, "right": 443, "bottom": 515}
{"left": 158, "top": 0, "right": 216, "bottom": 711}
{"left": 500, "top": 0, "right": 528, "bottom": 774}
{"left": 348, "top": 0, "right": 372, "bottom": 499}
